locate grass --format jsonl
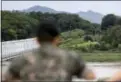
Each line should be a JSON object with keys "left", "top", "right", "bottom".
{"left": 60, "top": 29, "right": 121, "bottom": 62}
{"left": 78, "top": 52, "right": 121, "bottom": 62}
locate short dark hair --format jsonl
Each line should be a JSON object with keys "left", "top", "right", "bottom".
{"left": 36, "top": 21, "right": 60, "bottom": 43}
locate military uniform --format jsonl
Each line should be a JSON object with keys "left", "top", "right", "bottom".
{"left": 5, "top": 43, "right": 86, "bottom": 82}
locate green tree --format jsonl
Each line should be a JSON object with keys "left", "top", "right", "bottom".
{"left": 102, "top": 25, "right": 121, "bottom": 48}
{"left": 2, "top": 11, "right": 39, "bottom": 41}
{"left": 2, "top": 10, "right": 96, "bottom": 41}
{"left": 101, "top": 14, "right": 117, "bottom": 30}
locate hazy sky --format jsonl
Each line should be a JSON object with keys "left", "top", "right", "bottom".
{"left": 2, "top": 1, "right": 121, "bottom": 15}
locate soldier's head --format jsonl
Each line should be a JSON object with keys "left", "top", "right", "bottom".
{"left": 36, "top": 21, "right": 61, "bottom": 46}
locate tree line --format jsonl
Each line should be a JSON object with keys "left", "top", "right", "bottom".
{"left": 1, "top": 11, "right": 121, "bottom": 51}
{"left": 2, "top": 11, "right": 99, "bottom": 41}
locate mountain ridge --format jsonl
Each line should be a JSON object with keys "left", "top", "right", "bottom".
{"left": 23, "top": 5, "right": 104, "bottom": 24}
{"left": 77, "top": 10, "right": 104, "bottom": 24}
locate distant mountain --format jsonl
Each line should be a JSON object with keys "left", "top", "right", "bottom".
{"left": 23, "top": 5, "right": 58, "bottom": 13}
{"left": 23, "top": 5, "right": 104, "bottom": 24}
{"left": 77, "top": 10, "right": 104, "bottom": 24}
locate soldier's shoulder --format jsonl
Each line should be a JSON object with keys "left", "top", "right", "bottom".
{"left": 24, "top": 47, "right": 40, "bottom": 55}
{"left": 66, "top": 50, "right": 80, "bottom": 58}
{"left": 12, "top": 47, "right": 40, "bottom": 61}
{"left": 57, "top": 48, "right": 80, "bottom": 58}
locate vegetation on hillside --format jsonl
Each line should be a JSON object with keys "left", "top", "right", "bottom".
{"left": 2, "top": 11, "right": 121, "bottom": 54}
{"left": 2, "top": 11, "right": 97, "bottom": 41}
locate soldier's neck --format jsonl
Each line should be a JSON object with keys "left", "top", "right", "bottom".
{"left": 40, "top": 42, "right": 57, "bottom": 47}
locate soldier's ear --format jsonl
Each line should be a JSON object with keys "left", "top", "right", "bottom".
{"left": 53, "top": 36, "right": 61, "bottom": 46}
{"left": 35, "top": 37, "right": 40, "bottom": 45}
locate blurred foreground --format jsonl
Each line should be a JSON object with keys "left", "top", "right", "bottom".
{"left": 1, "top": 38, "right": 121, "bottom": 81}
{"left": 2, "top": 61, "right": 121, "bottom": 81}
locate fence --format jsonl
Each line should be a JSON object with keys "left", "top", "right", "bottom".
{"left": 2, "top": 38, "right": 39, "bottom": 61}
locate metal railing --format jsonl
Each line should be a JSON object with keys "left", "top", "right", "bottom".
{"left": 2, "top": 38, "right": 38, "bottom": 61}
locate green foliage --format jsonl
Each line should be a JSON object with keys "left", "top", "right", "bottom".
{"left": 92, "top": 23, "right": 101, "bottom": 35}
{"left": 83, "top": 35, "right": 93, "bottom": 41}
{"left": 101, "top": 14, "right": 121, "bottom": 30}
{"left": 2, "top": 11, "right": 121, "bottom": 52}
{"left": 101, "top": 25, "right": 121, "bottom": 48}
{"left": 118, "top": 44, "right": 121, "bottom": 50}
{"left": 99, "top": 42, "right": 111, "bottom": 50}
{"left": 93, "top": 34, "right": 102, "bottom": 42}
{"left": 61, "top": 29, "right": 85, "bottom": 39}
{"left": 101, "top": 14, "right": 117, "bottom": 30}
{"left": 75, "top": 41, "right": 99, "bottom": 52}
{"left": 2, "top": 11, "right": 39, "bottom": 41}
{"left": 60, "top": 24, "right": 121, "bottom": 52}
{"left": 2, "top": 11, "right": 96, "bottom": 41}
{"left": 60, "top": 39, "right": 100, "bottom": 52}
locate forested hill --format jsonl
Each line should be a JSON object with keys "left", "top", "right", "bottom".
{"left": 2, "top": 11, "right": 96, "bottom": 41}
{"left": 2, "top": 10, "right": 121, "bottom": 51}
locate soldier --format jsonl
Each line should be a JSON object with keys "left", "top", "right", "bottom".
{"left": 4, "top": 21, "right": 96, "bottom": 82}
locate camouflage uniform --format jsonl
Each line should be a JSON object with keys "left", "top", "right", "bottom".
{"left": 5, "top": 43, "right": 86, "bottom": 82}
